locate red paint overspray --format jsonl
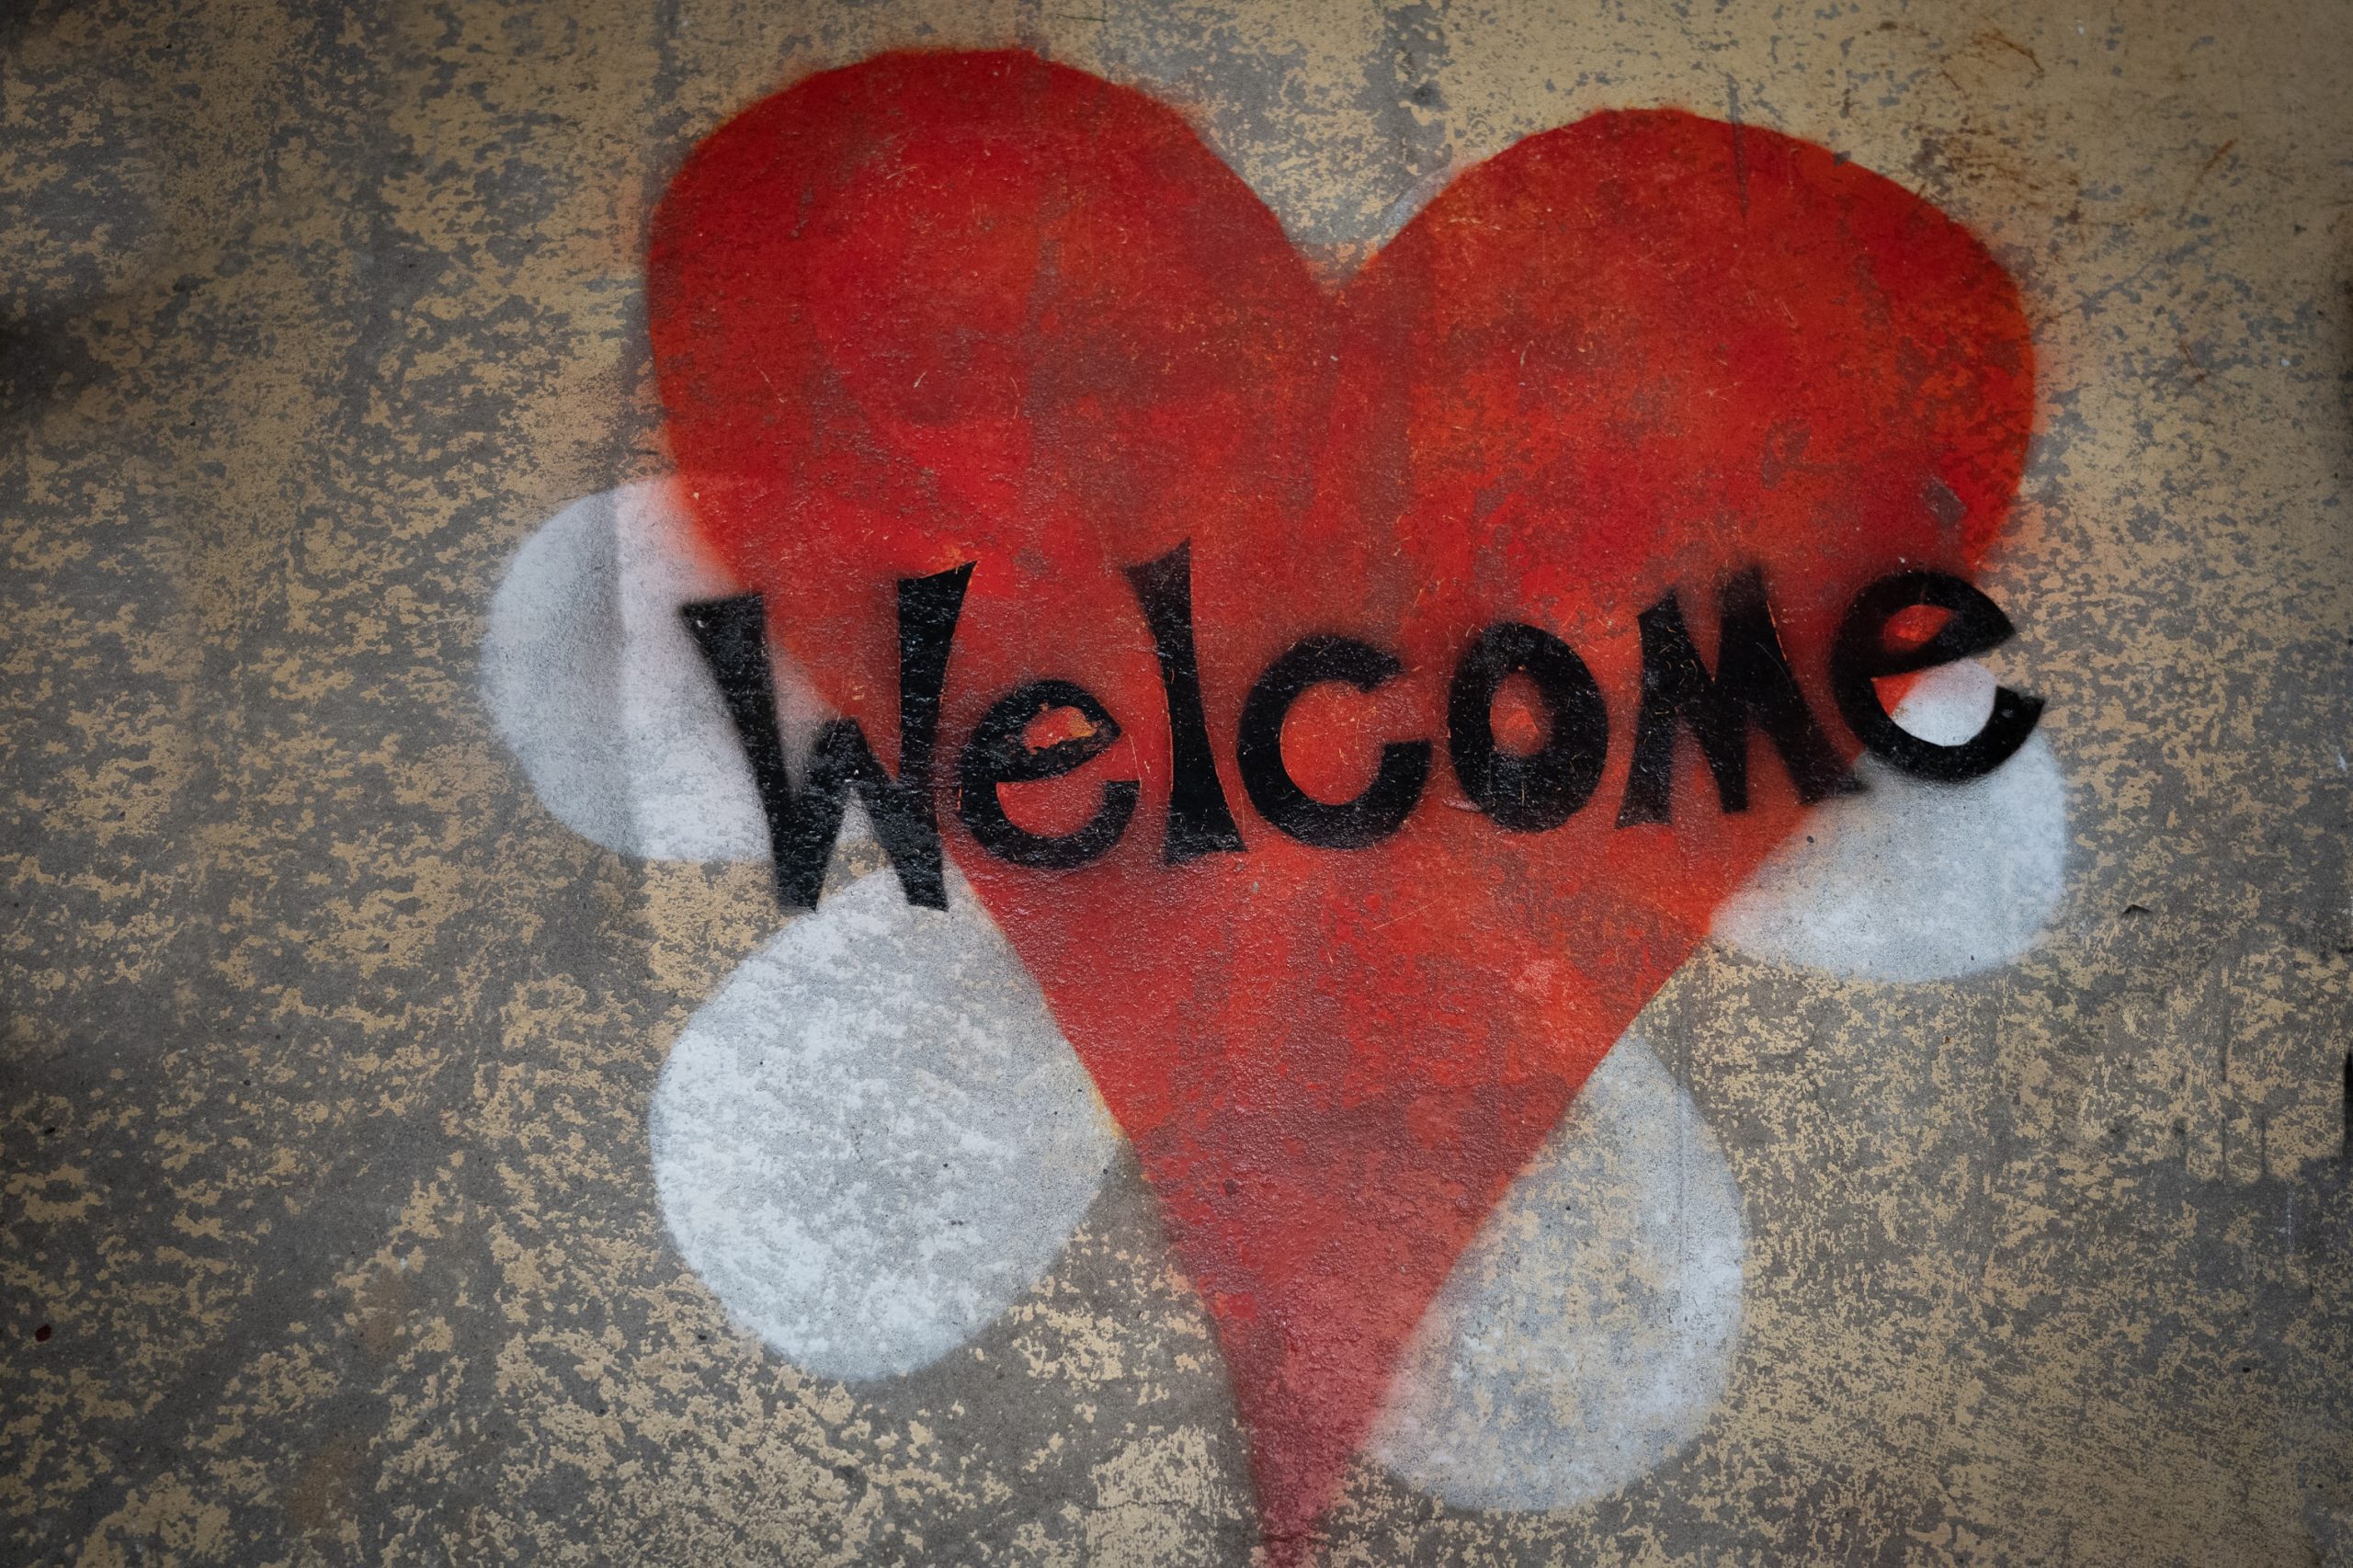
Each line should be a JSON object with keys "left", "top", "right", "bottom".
{"left": 647, "top": 51, "right": 2031, "bottom": 1558}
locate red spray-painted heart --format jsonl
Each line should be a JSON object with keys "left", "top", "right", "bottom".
{"left": 648, "top": 50, "right": 2030, "bottom": 1556}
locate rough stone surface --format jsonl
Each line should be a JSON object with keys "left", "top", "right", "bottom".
{"left": 3, "top": 2, "right": 2349, "bottom": 1564}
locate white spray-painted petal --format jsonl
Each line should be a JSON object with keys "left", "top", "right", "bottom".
{"left": 1371, "top": 1033, "right": 1745, "bottom": 1511}
{"left": 1710, "top": 661, "right": 2067, "bottom": 981}
{"left": 649, "top": 866, "right": 1122, "bottom": 1380}
{"left": 481, "top": 479, "right": 841, "bottom": 861}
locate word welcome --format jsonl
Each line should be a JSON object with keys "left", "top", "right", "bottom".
{"left": 680, "top": 544, "right": 2043, "bottom": 911}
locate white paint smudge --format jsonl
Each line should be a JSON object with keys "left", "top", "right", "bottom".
{"left": 480, "top": 479, "right": 838, "bottom": 861}
{"left": 649, "top": 866, "right": 1122, "bottom": 1380}
{"left": 1371, "top": 1032, "right": 1745, "bottom": 1511}
{"left": 1711, "top": 660, "right": 2067, "bottom": 981}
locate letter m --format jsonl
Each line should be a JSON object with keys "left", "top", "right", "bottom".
{"left": 1616, "top": 565, "right": 1862, "bottom": 826}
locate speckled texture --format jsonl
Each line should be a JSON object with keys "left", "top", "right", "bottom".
{"left": 2, "top": 2, "right": 2348, "bottom": 1563}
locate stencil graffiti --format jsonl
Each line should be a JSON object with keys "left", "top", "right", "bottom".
{"left": 482, "top": 48, "right": 2068, "bottom": 1560}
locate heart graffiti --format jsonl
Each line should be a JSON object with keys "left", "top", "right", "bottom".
{"left": 646, "top": 50, "right": 2035, "bottom": 1557}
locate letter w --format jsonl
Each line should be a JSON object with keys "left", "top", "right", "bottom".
{"left": 680, "top": 564, "right": 972, "bottom": 909}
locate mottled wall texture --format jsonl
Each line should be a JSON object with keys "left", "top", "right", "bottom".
{"left": 3, "top": 2, "right": 2349, "bottom": 1564}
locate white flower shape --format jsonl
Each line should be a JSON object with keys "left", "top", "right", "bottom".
{"left": 481, "top": 475, "right": 2069, "bottom": 1513}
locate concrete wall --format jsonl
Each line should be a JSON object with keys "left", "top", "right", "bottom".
{"left": 3, "top": 2, "right": 2349, "bottom": 1563}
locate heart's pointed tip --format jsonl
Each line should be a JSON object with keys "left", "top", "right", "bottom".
{"left": 1240, "top": 1415, "right": 1359, "bottom": 1568}
{"left": 1162, "top": 1131, "right": 1565, "bottom": 1568}
{"left": 1259, "top": 1520, "right": 1328, "bottom": 1568}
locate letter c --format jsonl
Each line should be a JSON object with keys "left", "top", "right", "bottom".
{"left": 1235, "top": 635, "right": 1431, "bottom": 848}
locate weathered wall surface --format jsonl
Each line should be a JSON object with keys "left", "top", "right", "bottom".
{"left": 3, "top": 2, "right": 2349, "bottom": 1563}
